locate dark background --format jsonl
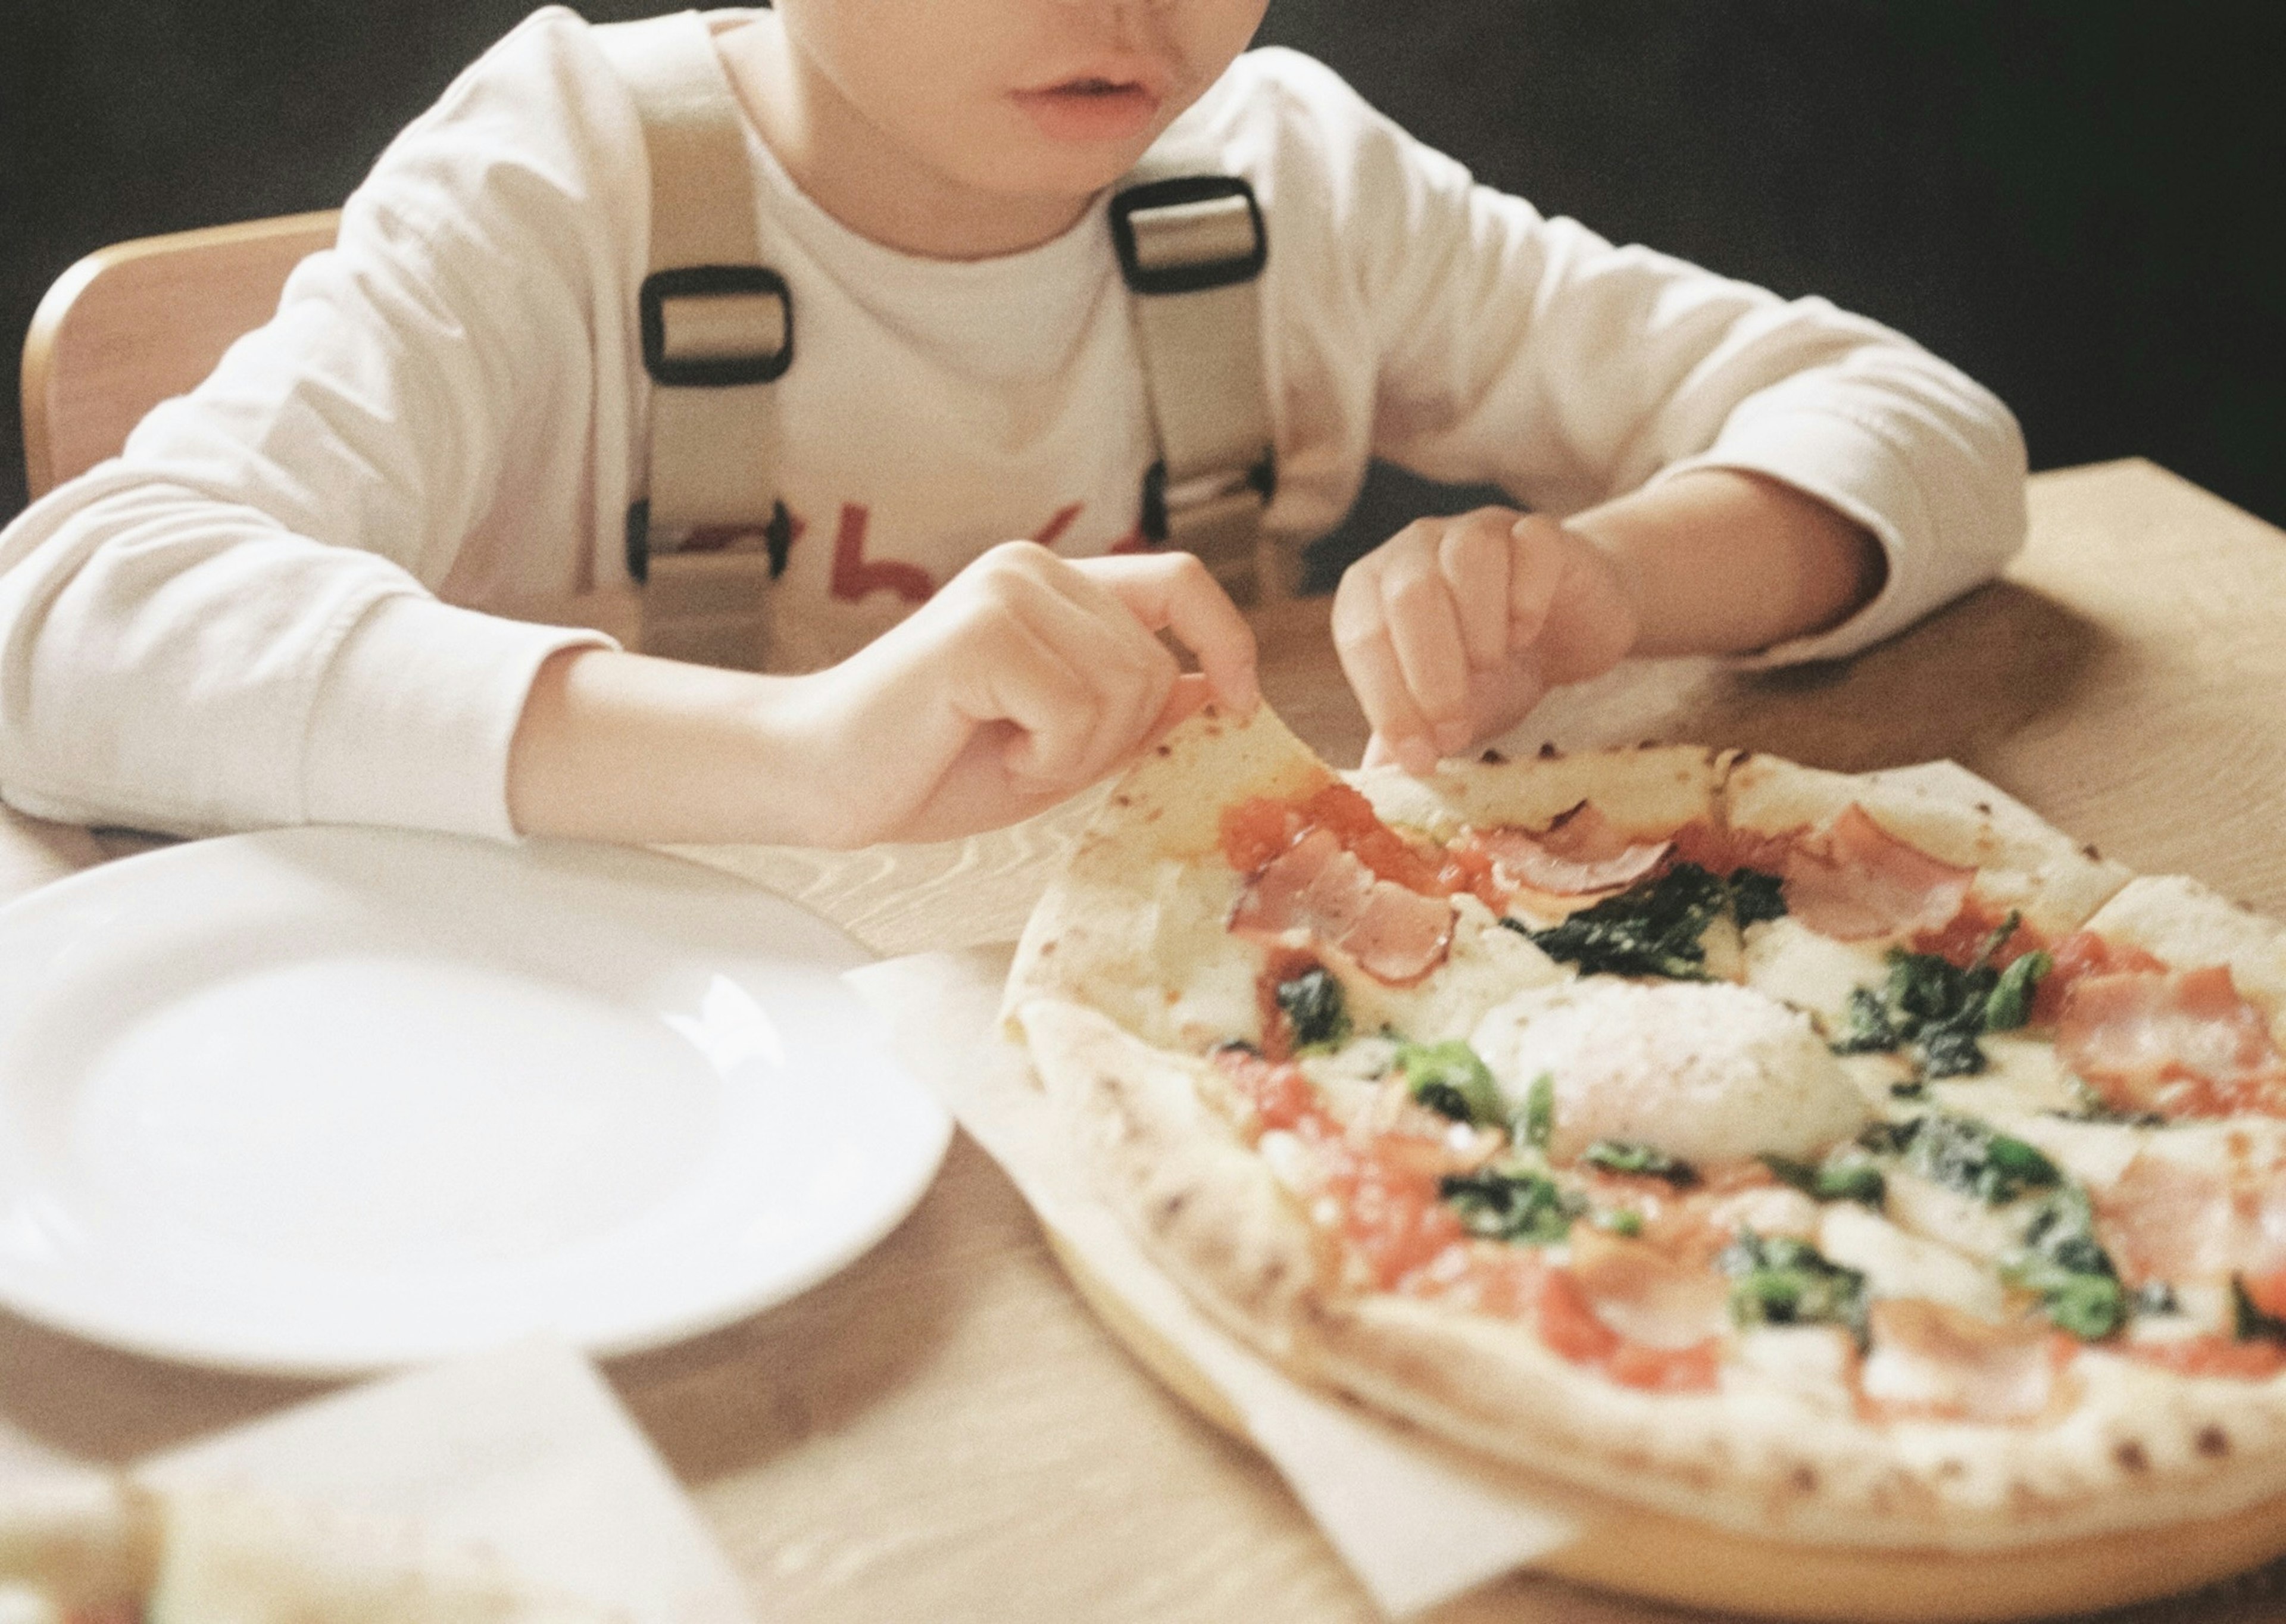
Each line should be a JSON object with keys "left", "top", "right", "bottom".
{"left": 5, "top": 0, "right": 2282, "bottom": 570}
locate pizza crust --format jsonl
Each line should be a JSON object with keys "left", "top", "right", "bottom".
{"left": 2081, "top": 873, "right": 2286, "bottom": 1042}
{"left": 1007, "top": 706, "right": 2286, "bottom": 1564}
{"left": 1723, "top": 754, "right": 2134, "bottom": 940}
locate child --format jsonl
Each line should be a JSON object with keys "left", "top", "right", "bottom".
{"left": 0, "top": 0, "right": 2021, "bottom": 848}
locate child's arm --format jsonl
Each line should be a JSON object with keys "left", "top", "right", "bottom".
{"left": 1332, "top": 469, "right": 1884, "bottom": 770}
{"left": 507, "top": 545, "right": 1258, "bottom": 847}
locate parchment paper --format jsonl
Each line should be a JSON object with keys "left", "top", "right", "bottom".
{"left": 134, "top": 1341, "right": 754, "bottom": 1622}
{"left": 847, "top": 947, "right": 1589, "bottom": 1619}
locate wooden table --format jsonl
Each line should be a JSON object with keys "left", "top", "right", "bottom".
{"left": 4, "top": 458, "right": 2285, "bottom": 1622}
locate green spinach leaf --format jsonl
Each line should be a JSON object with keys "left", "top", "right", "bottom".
{"left": 1718, "top": 1230, "right": 1870, "bottom": 1346}
{"left": 1440, "top": 1169, "right": 1584, "bottom": 1245}
{"left": 1275, "top": 966, "right": 1351, "bottom": 1051}
{"left": 1581, "top": 1140, "right": 1699, "bottom": 1186}
{"left": 2003, "top": 1186, "right": 2125, "bottom": 1339}
{"left": 1399, "top": 1040, "right": 1504, "bottom": 1127}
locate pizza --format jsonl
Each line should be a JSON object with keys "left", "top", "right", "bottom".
{"left": 1000, "top": 702, "right": 2286, "bottom": 1566}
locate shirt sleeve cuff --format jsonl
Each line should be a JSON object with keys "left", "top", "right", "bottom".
{"left": 299, "top": 593, "right": 617, "bottom": 840}
{"left": 1645, "top": 407, "right": 1997, "bottom": 669}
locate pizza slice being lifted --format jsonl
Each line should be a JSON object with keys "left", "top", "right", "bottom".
{"left": 1002, "top": 703, "right": 2286, "bottom": 1597}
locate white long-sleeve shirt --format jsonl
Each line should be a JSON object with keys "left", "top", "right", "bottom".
{"left": 0, "top": 8, "right": 2026, "bottom": 841}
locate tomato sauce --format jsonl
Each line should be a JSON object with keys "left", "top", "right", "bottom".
{"left": 1219, "top": 783, "right": 1448, "bottom": 897}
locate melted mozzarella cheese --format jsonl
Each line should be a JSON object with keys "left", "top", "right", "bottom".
{"left": 1818, "top": 1203, "right": 2009, "bottom": 1319}
{"left": 1723, "top": 1325, "right": 1860, "bottom": 1415}
{"left": 1469, "top": 979, "right": 1872, "bottom": 1163}
{"left": 1741, "top": 917, "right": 1893, "bottom": 1029}
{"left": 1348, "top": 894, "right": 1564, "bottom": 1044}
{"left": 1879, "top": 1167, "right": 2034, "bottom": 1261}
{"left": 1927, "top": 1034, "right": 2082, "bottom": 1118}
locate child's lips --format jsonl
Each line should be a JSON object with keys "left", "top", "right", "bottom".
{"left": 1010, "top": 77, "right": 1165, "bottom": 144}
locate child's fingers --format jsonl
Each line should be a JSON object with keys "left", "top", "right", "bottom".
{"left": 1373, "top": 525, "right": 1474, "bottom": 754}
{"left": 1506, "top": 514, "right": 1569, "bottom": 648}
{"left": 1077, "top": 552, "right": 1260, "bottom": 716}
{"left": 1017, "top": 584, "right": 1183, "bottom": 788}
{"left": 951, "top": 552, "right": 1172, "bottom": 790}
{"left": 1439, "top": 509, "right": 1519, "bottom": 673}
{"left": 1331, "top": 585, "right": 1440, "bottom": 773}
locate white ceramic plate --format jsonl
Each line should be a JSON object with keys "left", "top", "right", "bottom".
{"left": 0, "top": 827, "right": 950, "bottom": 1375}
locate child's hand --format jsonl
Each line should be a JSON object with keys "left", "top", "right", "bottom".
{"left": 1332, "top": 508, "right": 1638, "bottom": 773}
{"left": 802, "top": 543, "right": 1259, "bottom": 844}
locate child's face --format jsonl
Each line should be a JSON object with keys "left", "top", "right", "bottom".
{"left": 777, "top": 0, "right": 1270, "bottom": 204}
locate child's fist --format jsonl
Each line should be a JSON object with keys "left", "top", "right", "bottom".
{"left": 1331, "top": 508, "right": 1638, "bottom": 772}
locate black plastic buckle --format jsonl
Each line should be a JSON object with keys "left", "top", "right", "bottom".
{"left": 1110, "top": 176, "right": 1267, "bottom": 296}
{"left": 639, "top": 266, "right": 794, "bottom": 388}
{"left": 1139, "top": 452, "right": 1278, "bottom": 545}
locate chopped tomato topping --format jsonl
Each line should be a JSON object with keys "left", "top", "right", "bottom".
{"left": 2123, "top": 1336, "right": 2286, "bottom": 1382}
{"left": 1220, "top": 783, "right": 1460, "bottom": 898}
{"left": 2059, "top": 965, "right": 2286, "bottom": 1119}
{"left": 1534, "top": 1267, "right": 1622, "bottom": 1363}
{"left": 1529, "top": 1265, "right": 1720, "bottom": 1391}
{"left": 1912, "top": 901, "right": 2048, "bottom": 972}
{"left": 1450, "top": 1246, "right": 1544, "bottom": 1318}
{"left": 1220, "top": 794, "right": 1310, "bottom": 874}
{"left": 1317, "top": 1136, "right": 1466, "bottom": 1290}
{"left": 2034, "top": 929, "right": 2168, "bottom": 1024}
{"left": 1301, "top": 783, "right": 1447, "bottom": 894}
{"left": 1432, "top": 838, "right": 1504, "bottom": 911}
{"left": 1213, "top": 1047, "right": 1331, "bottom": 1136}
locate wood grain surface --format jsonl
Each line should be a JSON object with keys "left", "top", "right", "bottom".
{"left": 2, "top": 460, "right": 2284, "bottom": 1622}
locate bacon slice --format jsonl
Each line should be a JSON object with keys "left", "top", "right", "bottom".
{"left": 1780, "top": 804, "right": 1975, "bottom": 942}
{"left": 1467, "top": 802, "right": 1675, "bottom": 897}
{"left": 2092, "top": 1135, "right": 2286, "bottom": 1285}
{"left": 2059, "top": 967, "right": 2286, "bottom": 1118}
{"left": 1859, "top": 1299, "right": 2072, "bottom": 1425}
{"left": 1232, "top": 827, "right": 1455, "bottom": 984}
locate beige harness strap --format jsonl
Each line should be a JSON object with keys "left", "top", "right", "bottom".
{"left": 1111, "top": 169, "right": 1283, "bottom": 603}
{"left": 594, "top": 11, "right": 785, "bottom": 670}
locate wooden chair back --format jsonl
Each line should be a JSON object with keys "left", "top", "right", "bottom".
{"left": 19, "top": 211, "right": 341, "bottom": 499}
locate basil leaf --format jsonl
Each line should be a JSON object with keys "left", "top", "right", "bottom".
{"left": 1275, "top": 966, "right": 1351, "bottom": 1051}
{"left": 1593, "top": 1207, "right": 1645, "bottom": 1237}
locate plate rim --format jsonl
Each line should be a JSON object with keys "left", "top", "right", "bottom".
{"left": 0, "top": 825, "right": 952, "bottom": 1376}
